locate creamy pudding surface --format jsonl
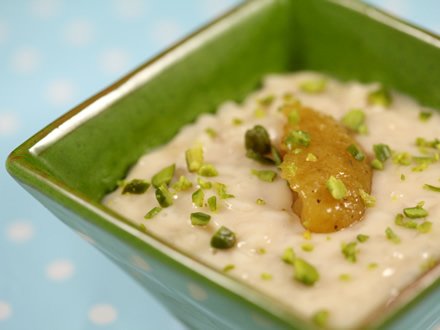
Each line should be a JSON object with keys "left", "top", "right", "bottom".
{"left": 104, "top": 72, "right": 440, "bottom": 328}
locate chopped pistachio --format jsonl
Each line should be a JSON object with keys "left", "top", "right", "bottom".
{"left": 303, "top": 230, "right": 312, "bottom": 240}
{"left": 341, "top": 109, "right": 366, "bottom": 133}
{"left": 232, "top": 117, "right": 243, "bottom": 126}
{"left": 279, "top": 161, "right": 297, "bottom": 177}
{"left": 256, "top": 198, "right": 266, "bottom": 205}
{"left": 373, "top": 144, "right": 391, "bottom": 163}
{"left": 245, "top": 125, "right": 272, "bottom": 155}
{"left": 186, "top": 145, "right": 204, "bottom": 172}
{"left": 416, "top": 137, "right": 428, "bottom": 147}
{"left": 282, "top": 98, "right": 301, "bottom": 110}
{"left": 385, "top": 227, "right": 401, "bottom": 244}
{"left": 287, "top": 109, "right": 300, "bottom": 125}
{"left": 413, "top": 154, "right": 434, "bottom": 164}
{"left": 415, "top": 137, "right": 440, "bottom": 151}
{"left": 172, "top": 175, "right": 193, "bottom": 191}
{"left": 190, "top": 212, "right": 211, "bottom": 226}
{"left": 306, "top": 153, "right": 318, "bottom": 162}
{"left": 392, "top": 152, "right": 412, "bottom": 166}
{"left": 151, "top": 164, "right": 175, "bottom": 188}
{"left": 356, "top": 234, "right": 370, "bottom": 243}
{"left": 367, "top": 86, "right": 392, "bottom": 107}
{"left": 214, "top": 182, "right": 234, "bottom": 199}
{"left": 300, "top": 78, "right": 327, "bottom": 93}
{"left": 419, "top": 111, "right": 433, "bottom": 122}
{"left": 285, "top": 130, "right": 311, "bottom": 149}
{"left": 207, "top": 195, "right": 217, "bottom": 212}
{"left": 197, "top": 177, "right": 212, "bottom": 189}
{"left": 359, "top": 189, "right": 376, "bottom": 207}
{"left": 192, "top": 188, "right": 204, "bottom": 207}
{"left": 358, "top": 123, "right": 368, "bottom": 135}
{"left": 368, "top": 263, "right": 378, "bottom": 270}
{"left": 413, "top": 154, "right": 438, "bottom": 164}
{"left": 417, "top": 221, "right": 432, "bottom": 233}
{"left": 223, "top": 264, "right": 235, "bottom": 272}
{"left": 254, "top": 108, "right": 266, "bottom": 118}
{"left": 415, "top": 154, "right": 440, "bottom": 163}
{"left": 416, "top": 200, "right": 425, "bottom": 208}
{"left": 416, "top": 144, "right": 440, "bottom": 162}
{"left": 283, "top": 92, "right": 294, "bottom": 102}
{"left": 155, "top": 185, "right": 174, "bottom": 208}
{"left": 122, "top": 179, "right": 150, "bottom": 194}
{"left": 339, "top": 274, "right": 351, "bottom": 281}
{"left": 205, "top": 127, "right": 217, "bottom": 138}
{"left": 326, "top": 176, "right": 347, "bottom": 200}
{"left": 412, "top": 161, "right": 430, "bottom": 172}
{"left": 400, "top": 174, "right": 406, "bottom": 181}
{"left": 403, "top": 203, "right": 428, "bottom": 218}
{"left": 312, "top": 309, "right": 329, "bottom": 328}
{"left": 232, "top": 118, "right": 243, "bottom": 126}
{"left": 417, "top": 146, "right": 431, "bottom": 156}
{"left": 139, "top": 223, "right": 147, "bottom": 233}
{"left": 258, "top": 94, "right": 275, "bottom": 107}
{"left": 357, "top": 124, "right": 368, "bottom": 135}
{"left": 281, "top": 247, "right": 295, "bottom": 265}
{"left": 270, "top": 146, "right": 282, "bottom": 166}
{"left": 210, "top": 226, "right": 236, "bottom": 249}
{"left": 423, "top": 183, "right": 440, "bottom": 192}
{"left": 395, "top": 213, "right": 418, "bottom": 229}
{"left": 420, "top": 257, "right": 437, "bottom": 272}
{"left": 341, "top": 242, "right": 358, "bottom": 263}
{"left": 256, "top": 248, "right": 266, "bottom": 255}
{"left": 261, "top": 273, "right": 273, "bottom": 280}
{"left": 198, "top": 164, "right": 218, "bottom": 177}
{"left": 144, "top": 206, "right": 162, "bottom": 219}
{"left": 251, "top": 169, "right": 277, "bottom": 182}
{"left": 293, "top": 258, "right": 320, "bottom": 286}
{"left": 426, "top": 153, "right": 438, "bottom": 162}
{"left": 301, "top": 243, "right": 314, "bottom": 252}
{"left": 346, "top": 144, "right": 365, "bottom": 161}
{"left": 371, "top": 159, "right": 384, "bottom": 170}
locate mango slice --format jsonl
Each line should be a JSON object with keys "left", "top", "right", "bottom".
{"left": 279, "top": 102, "right": 372, "bottom": 233}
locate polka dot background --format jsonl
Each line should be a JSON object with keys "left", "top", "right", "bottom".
{"left": 0, "top": 0, "right": 438, "bottom": 329}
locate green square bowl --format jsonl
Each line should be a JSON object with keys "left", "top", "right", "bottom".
{"left": 6, "top": 0, "right": 440, "bottom": 329}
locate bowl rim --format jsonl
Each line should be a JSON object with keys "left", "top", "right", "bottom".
{"left": 6, "top": 0, "right": 440, "bottom": 329}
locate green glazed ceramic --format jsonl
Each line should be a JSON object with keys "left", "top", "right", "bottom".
{"left": 7, "top": 0, "right": 440, "bottom": 329}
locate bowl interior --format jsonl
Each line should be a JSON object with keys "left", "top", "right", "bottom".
{"left": 7, "top": 0, "right": 440, "bottom": 329}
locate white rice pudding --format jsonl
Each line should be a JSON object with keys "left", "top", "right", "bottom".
{"left": 104, "top": 72, "right": 440, "bottom": 328}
